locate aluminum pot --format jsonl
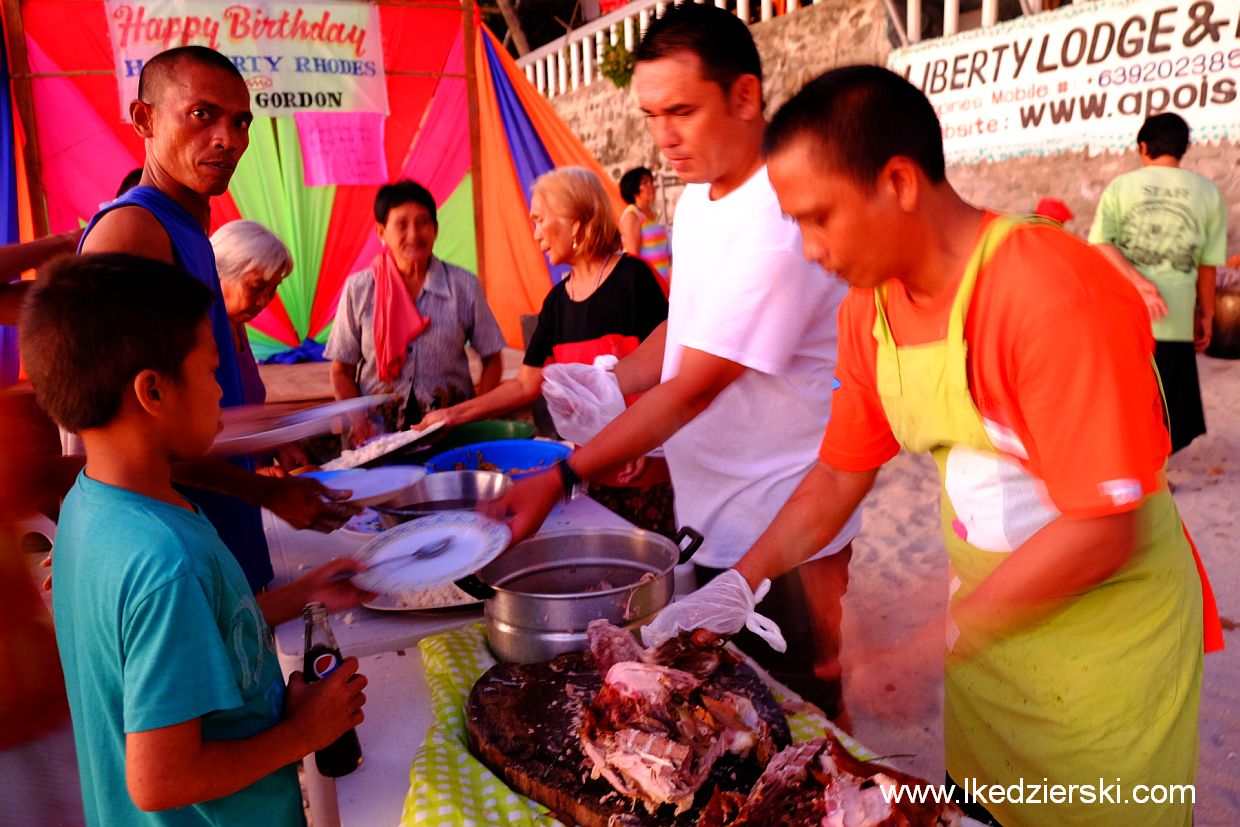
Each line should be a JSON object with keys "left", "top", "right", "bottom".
{"left": 456, "top": 526, "right": 704, "bottom": 664}
{"left": 371, "top": 470, "right": 511, "bottom": 528}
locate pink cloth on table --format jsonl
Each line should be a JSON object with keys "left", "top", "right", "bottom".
{"left": 372, "top": 249, "right": 431, "bottom": 382}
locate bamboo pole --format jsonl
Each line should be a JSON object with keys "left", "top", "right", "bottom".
{"left": 461, "top": 0, "right": 486, "bottom": 289}
{"left": 2, "top": 0, "right": 49, "bottom": 237}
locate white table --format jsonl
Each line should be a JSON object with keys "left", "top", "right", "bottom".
{"left": 265, "top": 497, "right": 636, "bottom": 827}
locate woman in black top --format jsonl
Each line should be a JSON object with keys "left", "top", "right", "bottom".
{"left": 420, "top": 167, "right": 673, "bottom": 533}
{"left": 421, "top": 167, "right": 667, "bottom": 428}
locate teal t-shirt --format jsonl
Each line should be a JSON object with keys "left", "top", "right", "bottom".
{"left": 1088, "top": 164, "right": 1228, "bottom": 342}
{"left": 53, "top": 473, "right": 303, "bottom": 827}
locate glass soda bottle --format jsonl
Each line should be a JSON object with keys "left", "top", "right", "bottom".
{"left": 302, "top": 602, "right": 363, "bottom": 777}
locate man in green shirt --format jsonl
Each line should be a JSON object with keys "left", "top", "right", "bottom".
{"left": 1089, "top": 112, "right": 1228, "bottom": 452}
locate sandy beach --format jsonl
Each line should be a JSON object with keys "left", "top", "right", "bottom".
{"left": 840, "top": 353, "right": 1240, "bottom": 824}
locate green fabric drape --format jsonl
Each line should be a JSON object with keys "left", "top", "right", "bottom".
{"left": 246, "top": 326, "right": 288, "bottom": 360}
{"left": 230, "top": 117, "right": 336, "bottom": 344}
{"left": 433, "top": 173, "right": 477, "bottom": 276}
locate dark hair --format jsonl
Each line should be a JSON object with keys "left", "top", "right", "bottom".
{"left": 374, "top": 180, "right": 437, "bottom": 227}
{"left": 619, "top": 167, "right": 653, "bottom": 205}
{"left": 138, "top": 46, "right": 244, "bottom": 103}
{"left": 19, "top": 253, "right": 214, "bottom": 432}
{"left": 763, "top": 65, "right": 947, "bottom": 187}
{"left": 116, "top": 168, "right": 143, "bottom": 198}
{"left": 1137, "top": 113, "right": 1189, "bottom": 160}
{"left": 635, "top": 3, "right": 762, "bottom": 93}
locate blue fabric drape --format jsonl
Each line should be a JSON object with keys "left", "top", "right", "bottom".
{"left": 483, "top": 36, "right": 569, "bottom": 286}
{"left": 1, "top": 25, "right": 22, "bottom": 387}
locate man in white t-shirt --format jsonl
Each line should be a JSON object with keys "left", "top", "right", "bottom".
{"left": 501, "top": 3, "right": 859, "bottom": 719}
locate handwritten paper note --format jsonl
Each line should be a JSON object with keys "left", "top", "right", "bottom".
{"left": 295, "top": 111, "right": 389, "bottom": 187}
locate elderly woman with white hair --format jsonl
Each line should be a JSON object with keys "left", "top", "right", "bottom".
{"left": 210, "top": 219, "right": 294, "bottom": 406}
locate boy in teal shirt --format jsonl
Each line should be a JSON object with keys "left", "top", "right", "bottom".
{"left": 20, "top": 254, "right": 372, "bottom": 826}
{"left": 1089, "top": 112, "right": 1228, "bottom": 451}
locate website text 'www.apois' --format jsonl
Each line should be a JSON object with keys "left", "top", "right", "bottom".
{"left": 880, "top": 778, "right": 1196, "bottom": 808}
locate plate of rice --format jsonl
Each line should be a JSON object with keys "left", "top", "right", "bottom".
{"left": 363, "top": 582, "right": 481, "bottom": 612}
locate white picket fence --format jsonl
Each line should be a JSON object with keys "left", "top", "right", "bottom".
{"left": 515, "top": 0, "right": 1059, "bottom": 99}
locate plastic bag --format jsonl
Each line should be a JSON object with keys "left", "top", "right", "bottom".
{"left": 541, "top": 355, "right": 625, "bottom": 446}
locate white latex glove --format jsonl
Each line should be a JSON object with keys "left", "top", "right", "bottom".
{"left": 541, "top": 355, "right": 626, "bottom": 446}
{"left": 640, "top": 569, "right": 787, "bottom": 653}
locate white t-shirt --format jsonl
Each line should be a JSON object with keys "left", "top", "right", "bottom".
{"left": 660, "top": 167, "right": 862, "bottom": 569}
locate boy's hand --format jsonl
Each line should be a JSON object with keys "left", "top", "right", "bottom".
{"left": 294, "top": 558, "right": 377, "bottom": 612}
{"left": 286, "top": 659, "right": 368, "bottom": 753}
{"left": 262, "top": 475, "right": 358, "bottom": 532}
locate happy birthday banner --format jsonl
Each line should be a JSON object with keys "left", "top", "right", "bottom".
{"left": 104, "top": 0, "right": 389, "bottom": 120}
{"left": 889, "top": 0, "right": 1240, "bottom": 163}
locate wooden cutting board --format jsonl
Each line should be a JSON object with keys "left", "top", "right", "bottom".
{"left": 466, "top": 652, "right": 792, "bottom": 827}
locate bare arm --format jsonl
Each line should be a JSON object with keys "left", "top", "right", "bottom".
{"left": 1094, "top": 243, "right": 1168, "bottom": 321}
{"left": 477, "top": 351, "right": 504, "bottom": 394}
{"left": 948, "top": 510, "right": 1136, "bottom": 651}
{"left": 2, "top": 231, "right": 86, "bottom": 324}
{"left": 1196, "top": 264, "right": 1216, "bottom": 353}
{"left": 173, "top": 457, "right": 278, "bottom": 507}
{"left": 329, "top": 360, "right": 362, "bottom": 402}
{"left": 735, "top": 461, "right": 877, "bottom": 588}
{"left": 329, "top": 361, "right": 375, "bottom": 446}
{"left": 255, "top": 558, "right": 373, "bottom": 628}
{"left": 421, "top": 364, "right": 544, "bottom": 429}
{"left": 571, "top": 346, "right": 744, "bottom": 480}
{"left": 619, "top": 210, "right": 642, "bottom": 258}
{"left": 500, "top": 347, "right": 745, "bottom": 541}
{"left": 80, "top": 207, "right": 174, "bottom": 263}
{"left": 0, "top": 231, "right": 82, "bottom": 281}
{"left": 612, "top": 321, "right": 667, "bottom": 396}
{"left": 172, "top": 458, "right": 355, "bottom": 532}
{"left": 126, "top": 661, "right": 366, "bottom": 812}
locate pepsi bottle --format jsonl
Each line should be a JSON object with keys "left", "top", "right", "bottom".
{"left": 302, "top": 602, "right": 363, "bottom": 777}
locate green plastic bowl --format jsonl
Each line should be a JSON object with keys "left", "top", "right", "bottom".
{"left": 435, "top": 420, "right": 536, "bottom": 452}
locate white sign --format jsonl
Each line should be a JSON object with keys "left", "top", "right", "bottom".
{"left": 889, "top": 0, "right": 1240, "bottom": 163}
{"left": 104, "top": 0, "right": 388, "bottom": 120}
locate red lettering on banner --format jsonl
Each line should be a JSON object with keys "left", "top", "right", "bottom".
{"left": 111, "top": 5, "right": 220, "bottom": 50}
{"left": 223, "top": 6, "right": 368, "bottom": 58}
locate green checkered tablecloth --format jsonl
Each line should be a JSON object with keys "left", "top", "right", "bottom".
{"left": 399, "top": 623, "right": 873, "bottom": 826}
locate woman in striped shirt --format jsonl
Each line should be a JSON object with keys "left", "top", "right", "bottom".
{"left": 619, "top": 167, "right": 671, "bottom": 294}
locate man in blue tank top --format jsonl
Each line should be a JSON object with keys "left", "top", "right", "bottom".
{"left": 81, "top": 47, "right": 354, "bottom": 591}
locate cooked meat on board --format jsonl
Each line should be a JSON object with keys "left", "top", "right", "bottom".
{"left": 466, "top": 623, "right": 791, "bottom": 826}
{"left": 466, "top": 621, "right": 962, "bottom": 826}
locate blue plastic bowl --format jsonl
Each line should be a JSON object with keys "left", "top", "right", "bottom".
{"left": 425, "top": 439, "right": 571, "bottom": 480}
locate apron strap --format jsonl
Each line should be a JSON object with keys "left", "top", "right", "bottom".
{"left": 874, "top": 214, "right": 1056, "bottom": 396}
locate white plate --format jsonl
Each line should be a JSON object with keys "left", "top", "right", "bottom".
{"left": 339, "top": 508, "right": 386, "bottom": 537}
{"left": 363, "top": 582, "right": 481, "bottom": 612}
{"left": 302, "top": 465, "right": 427, "bottom": 507}
{"left": 212, "top": 394, "right": 396, "bottom": 456}
{"left": 351, "top": 511, "right": 510, "bottom": 595}
{"left": 319, "top": 420, "right": 446, "bottom": 471}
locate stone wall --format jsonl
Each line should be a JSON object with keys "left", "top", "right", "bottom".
{"left": 547, "top": 1, "right": 1239, "bottom": 252}
{"left": 948, "top": 140, "right": 1240, "bottom": 253}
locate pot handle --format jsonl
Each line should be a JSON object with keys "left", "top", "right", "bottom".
{"left": 673, "top": 526, "right": 705, "bottom": 565}
{"left": 454, "top": 574, "right": 496, "bottom": 600}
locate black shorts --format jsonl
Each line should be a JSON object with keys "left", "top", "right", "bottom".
{"left": 1154, "top": 340, "right": 1206, "bottom": 453}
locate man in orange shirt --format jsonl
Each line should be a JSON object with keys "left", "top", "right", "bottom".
{"left": 643, "top": 66, "right": 1221, "bottom": 827}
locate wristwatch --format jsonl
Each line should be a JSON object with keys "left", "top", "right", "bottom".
{"left": 556, "top": 459, "right": 581, "bottom": 500}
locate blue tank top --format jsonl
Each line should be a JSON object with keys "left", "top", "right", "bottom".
{"left": 81, "top": 187, "right": 273, "bottom": 591}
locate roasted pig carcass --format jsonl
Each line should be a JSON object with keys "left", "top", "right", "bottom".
{"left": 580, "top": 621, "right": 778, "bottom": 816}
{"left": 698, "top": 736, "right": 963, "bottom": 827}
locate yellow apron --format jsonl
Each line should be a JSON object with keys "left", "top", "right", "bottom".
{"left": 872, "top": 216, "right": 1203, "bottom": 826}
